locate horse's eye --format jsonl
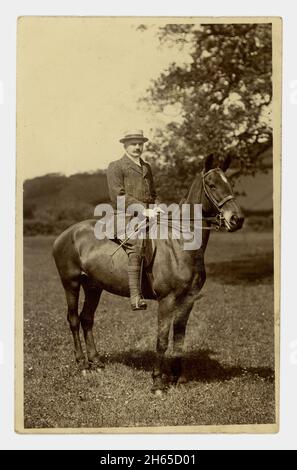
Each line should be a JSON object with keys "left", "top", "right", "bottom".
{"left": 209, "top": 184, "right": 216, "bottom": 190}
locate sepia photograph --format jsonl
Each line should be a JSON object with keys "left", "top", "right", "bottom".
{"left": 16, "top": 16, "right": 281, "bottom": 433}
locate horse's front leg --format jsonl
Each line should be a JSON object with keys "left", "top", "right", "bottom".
{"left": 152, "top": 295, "right": 175, "bottom": 395}
{"left": 172, "top": 272, "right": 206, "bottom": 384}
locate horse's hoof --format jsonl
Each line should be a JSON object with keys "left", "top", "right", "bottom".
{"left": 89, "top": 362, "right": 105, "bottom": 372}
{"left": 166, "top": 374, "right": 178, "bottom": 386}
{"left": 151, "top": 382, "right": 168, "bottom": 395}
{"left": 76, "top": 358, "right": 89, "bottom": 374}
{"left": 177, "top": 375, "right": 187, "bottom": 385}
{"left": 151, "top": 374, "right": 168, "bottom": 395}
{"left": 88, "top": 355, "right": 105, "bottom": 372}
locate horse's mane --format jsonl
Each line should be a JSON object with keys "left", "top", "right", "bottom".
{"left": 181, "top": 172, "right": 204, "bottom": 206}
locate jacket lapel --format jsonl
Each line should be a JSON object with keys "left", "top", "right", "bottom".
{"left": 140, "top": 158, "right": 149, "bottom": 178}
{"left": 121, "top": 154, "right": 143, "bottom": 175}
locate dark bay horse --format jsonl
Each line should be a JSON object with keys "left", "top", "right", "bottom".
{"left": 53, "top": 155, "right": 244, "bottom": 394}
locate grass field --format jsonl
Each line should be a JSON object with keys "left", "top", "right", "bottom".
{"left": 23, "top": 230, "right": 275, "bottom": 429}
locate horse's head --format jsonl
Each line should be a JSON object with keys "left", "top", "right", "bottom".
{"left": 201, "top": 154, "right": 244, "bottom": 232}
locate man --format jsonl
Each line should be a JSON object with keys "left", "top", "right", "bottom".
{"left": 107, "top": 130, "right": 160, "bottom": 311}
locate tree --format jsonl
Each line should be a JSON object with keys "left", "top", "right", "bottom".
{"left": 140, "top": 23, "right": 272, "bottom": 202}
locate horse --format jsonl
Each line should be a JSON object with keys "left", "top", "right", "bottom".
{"left": 52, "top": 154, "right": 244, "bottom": 394}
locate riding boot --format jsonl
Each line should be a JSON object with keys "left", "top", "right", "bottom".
{"left": 127, "top": 253, "right": 147, "bottom": 311}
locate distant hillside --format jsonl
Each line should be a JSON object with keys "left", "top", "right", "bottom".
{"left": 23, "top": 149, "right": 273, "bottom": 235}
{"left": 24, "top": 170, "right": 110, "bottom": 235}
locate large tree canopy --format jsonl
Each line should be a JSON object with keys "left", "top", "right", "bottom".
{"left": 140, "top": 23, "right": 272, "bottom": 202}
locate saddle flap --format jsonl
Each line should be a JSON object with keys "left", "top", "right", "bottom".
{"left": 141, "top": 238, "right": 156, "bottom": 271}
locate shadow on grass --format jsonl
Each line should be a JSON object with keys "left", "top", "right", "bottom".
{"left": 103, "top": 349, "right": 274, "bottom": 383}
{"left": 206, "top": 252, "right": 273, "bottom": 285}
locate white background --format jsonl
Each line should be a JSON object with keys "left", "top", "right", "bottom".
{"left": 0, "top": 0, "right": 296, "bottom": 450}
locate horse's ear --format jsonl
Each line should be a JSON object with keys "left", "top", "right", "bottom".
{"left": 204, "top": 153, "right": 214, "bottom": 172}
{"left": 220, "top": 154, "right": 232, "bottom": 172}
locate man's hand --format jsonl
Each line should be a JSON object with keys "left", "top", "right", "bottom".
{"left": 142, "top": 206, "right": 165, "bottom": 219}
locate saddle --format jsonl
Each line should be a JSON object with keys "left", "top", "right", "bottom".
{"left": 140, "top": 238, "right": 157, "bottom": 299}
{"left": 140, "top": 237, "right": 156, "bottom": 271}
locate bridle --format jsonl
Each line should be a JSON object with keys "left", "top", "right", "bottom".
{"left": 165, "top": 168, "right": 235, "bottom": 231}
{"left": 202, "top": 168, "right": 235, "bottom": 230}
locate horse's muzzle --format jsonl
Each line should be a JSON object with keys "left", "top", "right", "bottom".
{"left": 226, "top": 214, "right": 244, "bottom": 232}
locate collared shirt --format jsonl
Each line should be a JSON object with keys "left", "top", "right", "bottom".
{"left": 124, "top": 150, "right": 143, "bottom": 167}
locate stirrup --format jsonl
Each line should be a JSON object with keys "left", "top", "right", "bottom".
{"left": 131, "top": 294, "right": 147, "bottom": 311}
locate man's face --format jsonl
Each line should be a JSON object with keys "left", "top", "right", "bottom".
{"left": 124, "top": 139, "right": 144, "bottom": 158}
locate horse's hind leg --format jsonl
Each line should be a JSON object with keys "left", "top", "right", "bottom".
{"left": 64, "top": 279, "right": 87, "bottom": 372}
{"left": 152, "top": 294, "right": 175, "bottom": 394}
{"left": 80, "top": 278, "right": 104, "bottom": 371}
{"left": 172, "top": 300, "right": 194, "bottom": 384}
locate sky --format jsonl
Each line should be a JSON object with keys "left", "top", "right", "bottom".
{"left": 17, "top": 18, "right": 191, "bottom": 180}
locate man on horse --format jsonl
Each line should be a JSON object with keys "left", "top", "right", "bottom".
{"left": 107, "top": 130, "right": 160, "bottom": 311}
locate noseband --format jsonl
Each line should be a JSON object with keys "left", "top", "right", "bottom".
{"left": 202, "top": 168, "right": 235, "bottom": 230}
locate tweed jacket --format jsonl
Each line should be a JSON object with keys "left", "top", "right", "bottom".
{"left": 107, "top": 154, "right": 157, "bottom": 214}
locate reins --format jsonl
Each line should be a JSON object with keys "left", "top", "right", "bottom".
{"left": 165, "top": 214, "right": 224, "bottom": 231}
{"left": 110, "top": 168, "right": 234, "bottom": 258}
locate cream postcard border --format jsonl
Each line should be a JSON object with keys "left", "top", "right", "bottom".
{"left": 15, "top": 15, "right": 281, "bottom": 434}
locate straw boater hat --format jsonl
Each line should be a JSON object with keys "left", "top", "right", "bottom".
{"left": 119, "top": 129, "right": 149, "bottom": 143}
